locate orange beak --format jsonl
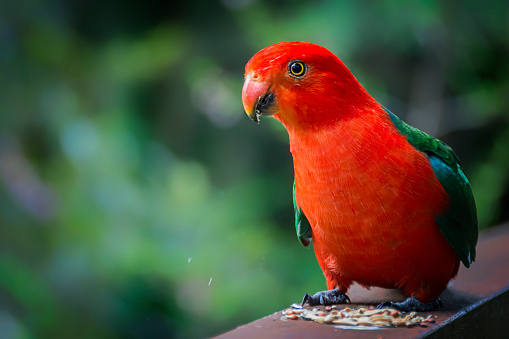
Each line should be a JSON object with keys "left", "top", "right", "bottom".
{"left": 242, "top": 74, "right": 277, "bottom": 123}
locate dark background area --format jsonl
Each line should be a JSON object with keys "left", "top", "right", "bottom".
{"left": 0, "top": 0, "right": 508, "bottom": 338}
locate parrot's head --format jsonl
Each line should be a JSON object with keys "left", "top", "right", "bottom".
{"left": 242, "top": 41, "right": 375, "bottom": 129}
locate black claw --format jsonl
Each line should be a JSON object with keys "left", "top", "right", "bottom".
{"left": 376, "top": 301, "right": 393, "bottom": 309}
{"left": 377, "top": 296, "right": 443, "bottom": 312}
{"left": 301, "top": 294, "right": 311, "bottom": 306}
{"left": 301, "top": 289, "right": 350, "bottom": 306}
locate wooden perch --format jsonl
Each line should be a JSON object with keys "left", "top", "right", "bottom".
{"left": 216, "top": 222, "right": 509, "bottom": 338}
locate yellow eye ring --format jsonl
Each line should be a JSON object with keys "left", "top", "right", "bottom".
{"left": 289, "top": 61, "right": 306, "bottom": 77}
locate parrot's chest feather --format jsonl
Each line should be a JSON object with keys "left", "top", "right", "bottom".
{"left": 290, "top": 114, "right": 449, "bottom": 274}
{"left": 292, "top": 115, "right": 432, "bottom": 219}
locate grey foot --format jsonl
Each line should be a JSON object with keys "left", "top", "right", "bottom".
{"left": 377, "top": 296, "right": 442, "bottom": 312}
{"left": 302, "top": 288, "right": 351, "bottom": 306}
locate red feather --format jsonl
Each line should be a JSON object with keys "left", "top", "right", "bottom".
{"left": 243, "top": 41, "right": 460, "bottom": 302}
{"left": 289, "top": 111, "right": 459, "bottom": 302}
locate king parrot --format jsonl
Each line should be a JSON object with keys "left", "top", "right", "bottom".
{"left": 241, "top": 41, "right": 478, "bottom": 312}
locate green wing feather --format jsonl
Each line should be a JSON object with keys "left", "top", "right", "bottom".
{"left": 385, "top": 108, "right": 478, "bottom": 267}
{"left": 293, "top": 182, "right": 312, "bottom": 246}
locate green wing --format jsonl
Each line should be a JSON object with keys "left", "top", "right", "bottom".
{"left": 386, "top": 108, "right": 478, "bottom": 267}
{"left": 293, "top": 181, "right": 312, "bottom": 247}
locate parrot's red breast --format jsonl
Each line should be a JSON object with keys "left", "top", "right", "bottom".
{"left": 290, "top": 112, "right": 459, "bottom": 302}
{"left": 242, "top": 41, "right": 464, "bottom": 302}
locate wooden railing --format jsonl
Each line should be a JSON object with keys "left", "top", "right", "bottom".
{"left": 215, "top": 222, "right": 509, "bottom": 338}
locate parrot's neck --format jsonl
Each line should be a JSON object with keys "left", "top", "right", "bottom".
{"left": 286, "top": 107, "right": 392, "bottom": 162}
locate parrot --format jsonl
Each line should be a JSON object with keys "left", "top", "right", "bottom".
{"left": 241, "top": 41, "right": 478, "bottom": 312}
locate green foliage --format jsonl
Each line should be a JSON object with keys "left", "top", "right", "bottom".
{"left": 0, "top": 0, "right": 508, "bottom": 338}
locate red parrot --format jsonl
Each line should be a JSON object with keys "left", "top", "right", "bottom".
{"left": 241, "top": 41, "right": 478, "bottom": 311}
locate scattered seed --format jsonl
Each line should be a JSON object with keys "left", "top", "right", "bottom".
{"left": 282, "top": 304, "right": 436, "bottom": 329}
{"left": 319, "top": 315, "right": 336, "bottom": 324}
{"left": 369, "top": 315, "right": 393, "bottom": 323}
{"left": 389, "top": 310, "right": 400, "bottom": 317}
{"left": 364, "top": 309, "right": 385, "bottom": 316}
{"left": 333, "top": 318, "right": 358, "bottom": 326}
{"left": 392, "top": 320, "right": 407, "bottom": 327}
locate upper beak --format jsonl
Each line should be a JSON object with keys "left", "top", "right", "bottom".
{"left": 242, "top": 74, "right": 277, "bottom": 123}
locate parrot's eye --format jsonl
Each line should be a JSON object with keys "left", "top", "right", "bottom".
{"left": 289, "top": 61, "right": 307, "bottom": 77}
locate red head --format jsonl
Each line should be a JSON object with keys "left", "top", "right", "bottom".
{"left": 242, "top": 41, "right": 378, "bottom": 130}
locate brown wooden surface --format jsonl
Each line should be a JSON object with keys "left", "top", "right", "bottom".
{"left": 215, "top": 223, "right": 509, "bottom": 338}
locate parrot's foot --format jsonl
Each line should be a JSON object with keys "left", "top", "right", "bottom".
{"left": 302, "top": 288, "right": 351, "bottom": 306}
{"left": 377, "top": 296, "right": 442, "bottom": 312}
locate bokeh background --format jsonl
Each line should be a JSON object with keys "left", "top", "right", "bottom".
{"left": 1, "top": 0, "right": 508, "bottom": 338}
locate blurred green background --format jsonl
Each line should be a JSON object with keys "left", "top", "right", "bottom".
{"left": 0, "top": 0, "right": 508, "bottom": 338}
